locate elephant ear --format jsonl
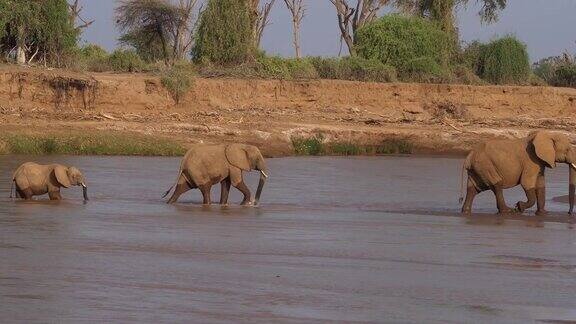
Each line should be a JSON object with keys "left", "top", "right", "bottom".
{"left": 532, "top": 132, "right": 556, "bottom": 168}
{"left": 53, "top": 165, "right": 71, "bottom": 188}
{"left": 225, "top": 144, "right": 251, "bottom": 171}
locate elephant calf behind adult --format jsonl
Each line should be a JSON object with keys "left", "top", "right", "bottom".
{"left": 12, "top": 162, "right": 88, "bottom": 201}
{"left": 164, "top": 144, "right": 269, "bottom": 205}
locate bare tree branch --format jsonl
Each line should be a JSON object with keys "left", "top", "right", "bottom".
{"left": 69, "top": 0, "right": 95, "bottom": 31}
{"left": 283, "top": 0, "right": 305, "bottom": 58}
{"left": 248, "top": 0, "right": 277, "bottom": 48}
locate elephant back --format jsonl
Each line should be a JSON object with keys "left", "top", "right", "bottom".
{"left": 13, "top": 162, "right": 43, "bottom": 190}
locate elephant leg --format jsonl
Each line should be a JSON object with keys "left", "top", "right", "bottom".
{"left": 535, "top": 175, "right": 547, "bottom": 216}
{"left": 18, "top": 188, "right": 33, "bottom": 201}
{"left": 461, "top": 180, "right": 478, "bottom": 214}
{"left": 199, "top": 184, "right": 212, "bottom": 205}
{"left": 230, "top": 168, "right": 251, "bottom": 205}
{"left": 48, "top": 191, "right": 62, "bottom": 201}
{"left": 516, "top": 187, "right": 536, "bottom": 213}
{"left": 220, "top": 178, "right": 231, "bottom": 205}
{"left": 168, "top": 176, "right": 193, "bottom": 204}
{"left": 491, "top": 182, "right": 512, "bottom": 214}
{"left": 234, "top": 181, "right": 251, "bottom": 205}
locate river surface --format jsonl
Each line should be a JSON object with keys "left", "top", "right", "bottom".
{"left": 0, "top": 155, "right": 575, "bottom": 323}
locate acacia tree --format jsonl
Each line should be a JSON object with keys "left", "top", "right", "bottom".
{"left": 248, "top": 0, "right": 276, "bottom": 48}
{"left": 329, "top": 0, "right": 403, "bottom": 56}
{"left": 283, "top": 0, "right": 305, "bottom": 58}
{"left": 116, "top": 0, "right": 199, "bottom": 64}
{"left": 399, "top": 0, "right": 506, "bottom": 37}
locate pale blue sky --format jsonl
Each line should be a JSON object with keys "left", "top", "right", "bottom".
{"left": 78, "top": 0, "right": 575, "bottom": 62}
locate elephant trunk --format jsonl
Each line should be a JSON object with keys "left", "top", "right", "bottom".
{"left": 254, "top": 170, "right": 268, "bottom": 205}
{"left": 82, "top": 183, "right": 89, "bottom": 201}
{"left": 569, "top": 164, "right": 576, "bottom": 214}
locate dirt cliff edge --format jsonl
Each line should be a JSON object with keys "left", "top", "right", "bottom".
{"left": 1, "top": 66, "right": 575, "bottom": 156}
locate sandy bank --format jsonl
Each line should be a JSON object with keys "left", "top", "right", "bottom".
{"left": 1, "top": 65, "right": 575, "bottom": 156}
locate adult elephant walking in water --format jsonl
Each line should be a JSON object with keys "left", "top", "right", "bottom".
{"left": 461, "top": 131, "right": 576, "bottom": 215}
{"left": 164, "top": 144, "right": 269, "bottom": 206}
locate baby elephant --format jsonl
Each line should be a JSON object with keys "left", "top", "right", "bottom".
{"left": 12, "top": 162, "right": 89, "bottom": 201}
{"left": 163, "top": 143, "right": 268, "bottom": 206}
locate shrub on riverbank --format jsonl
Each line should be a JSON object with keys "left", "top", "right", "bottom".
{"left": 0, "top": 133, "right": 186, "bottom": 156}
{"left": 291, "top": 135, "right": 413, "bottom": 156}
{"left": 160, "top": 62, "right": 195, "bottom": 103}
{"left": 476, "top": 36, "right": 530, "bottom": 85}
{"left": 533, "top": 54, "right": 576, "bottom": 88}
{"left": 355, "top": 15, "right": 452, "bottom": 75}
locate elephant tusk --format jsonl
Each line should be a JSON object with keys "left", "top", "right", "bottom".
{"left": 260, "top": 171, "right": 269, "bottom": 178}
{"left": 81, "top": 182, "right": 87, "bottom": 188}
{"left": 571, "top": 163, "right": 576, "bottom": 170}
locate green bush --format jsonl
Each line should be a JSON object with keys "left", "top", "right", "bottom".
{"left": 292, "top": 135, "right": 324, "bottom": 156}
{"left": 401, "top": 57, "right": 448, "bottom": 82}
{"left": 459, "top": 41, "right": 485, "bottom": 72}
{"left": 553, "top": 64, "right": 576, "bottom": 87}
{"left": 355, "top": 14, "right": 452, "bottom": 71}
{"left": 108, "top": 49, "right": 146, "bottom": 72}
{"left": 375, "top": 139, "right": 413, "bottom": 154}
{"left": 340, "top": 56, "right": 397, "bottom": 82}
{"left": 193, "top": 0, "right": 253, "bottom": 65}
{"left": 255, "top": 56, "right": 318, "bottom": 79}
{"left": 533, "top": 59, "right": 556, "bottom": 83}
{"left": 76, "top": 44, "right": 110, "bottom": 72}
{"left": 533, "top": 55, "right": 576, "bottom": 87}
{"left": 450, "top": 64, "right": 485, "bottom": 85}
{"left": 80, "top": 44, "right": 108, "bottom": 60}
{"left": 308, "top": 56, "right": 397, "bottom": 82}
{"left": 478, "top": 36, "right": 530, "bottom": 84}
{"left": 161, "top": 62, "right": 195, "bottom": 104}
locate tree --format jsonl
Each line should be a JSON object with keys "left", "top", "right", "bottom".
{"left": 329, "top": 0, "right": 403, "bottom": 56}
{"left": 68, "top": 0, "right": 95, "bottom": 31}
{"left": 193, "top": 0, "right": 254, "bottom": 64}
{"left": 0, "top": 0, "right": 78, "bottom": 65}
{"left": 283, "top": 0, "right": 305, "bottom": 58}
{"left": 116, "top": 0, "right": 199, "bottom": 64}
{"left": 399, "top": 0, "right": 506, "bottom": 37}
{"left": 248, "top": 0, "right": 276, "bottom": 48}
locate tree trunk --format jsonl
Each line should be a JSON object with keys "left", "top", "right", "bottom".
{"left": 293, "top": 19, "right": 301, "bottom": 58}
{"left": 16, "top": 45, "right": 26, "bottom": 65}
{"left": 16, "top": 24, "right": 26, "bottom": 65}
{"left": 344, "top": 34, "right": 355, "bottom": 56}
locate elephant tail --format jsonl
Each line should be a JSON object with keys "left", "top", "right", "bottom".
{"left": 163, "top": 152, "right": 190, "bottom": 199}
{"left": 163, "top": 170, "right": 182, "bottom": 199}
{"left": 459, "top": 152, "right": 473, "bottom": 204}
{"left": 9, "top": 180, "right": 14, "bottom": 199}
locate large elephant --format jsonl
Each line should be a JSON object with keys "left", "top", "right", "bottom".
{"left": 163, "top": 143, "right": 269, "bottom": 205}
{"left": 12, "top": 162, "right": 89, "bottom": 201}
{"left": 461, "top": 131, "right": 576, "bottom": 215}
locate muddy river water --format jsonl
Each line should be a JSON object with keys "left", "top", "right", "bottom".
{"left": 0, "top": 155, "right": 575, "bottom": 323}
